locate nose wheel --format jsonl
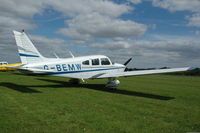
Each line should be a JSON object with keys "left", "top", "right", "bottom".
{"left": 105, "top": 78, "right": 120, "bottom": 89}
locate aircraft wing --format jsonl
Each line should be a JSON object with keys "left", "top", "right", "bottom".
{"left": 96, "top": 67, "right": 193, "bottom": 78}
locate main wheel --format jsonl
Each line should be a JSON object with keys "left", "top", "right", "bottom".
{"left": 105, "top": 78, "right": 120, "bottom": 89}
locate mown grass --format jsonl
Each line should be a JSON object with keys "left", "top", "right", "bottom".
{"left": 0, "top": 71, "right": 200, "bottom": 133}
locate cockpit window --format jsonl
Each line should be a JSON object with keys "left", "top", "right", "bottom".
{"left": 101, "top": 58, "right": 110, "bottom": 65}
{"left": 82, "top": 60, "right": 89, "bottom": 65}
{"left": 92, "top": 58, "right": 99, "bottom": 65}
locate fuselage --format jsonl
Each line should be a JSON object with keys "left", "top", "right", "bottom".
{"left": 22, "top": 55, "right": 125, "bottom": 79}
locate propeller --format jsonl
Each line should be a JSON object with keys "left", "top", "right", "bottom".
{"left": 123, "top": 58, "right": 132, "bottom": 66}
{"left": 124, "top": 58, "right": 133, "bottom": 72}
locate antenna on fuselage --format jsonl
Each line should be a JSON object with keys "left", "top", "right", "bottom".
{"left": 54, "top": 53, "right": 59, "bottom": 58}
{"left": 69, "top": 51, "right": 74, "bottom": 58}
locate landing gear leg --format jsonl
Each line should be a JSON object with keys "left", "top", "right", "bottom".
{"left": 105, "top": 78, "right": 120, "bottom": 89}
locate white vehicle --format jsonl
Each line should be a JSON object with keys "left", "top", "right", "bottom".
{"left": 0, "top": 62, "right": 8, "bottom": 65}
{"left": 11, "top": 30, "right": 192, "bottom": 88}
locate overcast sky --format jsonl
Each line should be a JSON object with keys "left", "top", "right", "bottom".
{"left": 0, "top": 0, "right": 200, "bottom": 68}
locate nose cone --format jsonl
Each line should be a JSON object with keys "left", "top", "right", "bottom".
{"left": 114, "top": 63, "right": 126, "bottom": 72}
{"left": 114, "top": 63, "right": 126, "bottom": 68}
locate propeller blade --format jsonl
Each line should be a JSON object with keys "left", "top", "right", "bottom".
{"left": 124, "top": 58, "right": 132, "bottom": 66}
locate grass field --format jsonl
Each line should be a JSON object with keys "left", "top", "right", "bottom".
{"left": 0, "top": 71, "right": 200, "bottom": 133}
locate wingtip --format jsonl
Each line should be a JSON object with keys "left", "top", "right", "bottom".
{"left": 187, "top": 66, "right": 198, "bottom": 71}
{"left": 13, "top": 30, "right": 26, "bottom": 35}
{"left": 13, "top": 30, "right": 21, "bottom": 35}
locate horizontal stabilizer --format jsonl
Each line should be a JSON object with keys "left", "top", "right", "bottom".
{"left": 5, "top": 65, "right": 54, "bottom": 73}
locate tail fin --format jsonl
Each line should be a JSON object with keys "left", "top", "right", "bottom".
{"left": 13, "top": 30, "right": 44, "bottom": 64}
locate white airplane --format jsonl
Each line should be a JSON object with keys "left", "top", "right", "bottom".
{"left": 11, "top": 30, "right": 193, "bottom": 88}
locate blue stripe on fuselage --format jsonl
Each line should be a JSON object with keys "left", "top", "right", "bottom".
{"left": 19, "top": 53, "right": 39, "bottom": 57}
{"left": 46, "top": 67, "right": 125, "bottom": 75}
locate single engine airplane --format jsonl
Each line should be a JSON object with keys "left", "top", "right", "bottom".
{"left": 10, "top": 30, "right": 193, "bottom": 88}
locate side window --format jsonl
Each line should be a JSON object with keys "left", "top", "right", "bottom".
{"left": 92, "top": 58, "right": 99, "bottom": 65}
{"left": 82, "top": 60, "right": 89, "bottom": 65}
{"left": 101, "top": 58, "right": 110, "bottom": 65}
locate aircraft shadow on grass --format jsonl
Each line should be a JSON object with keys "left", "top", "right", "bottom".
{"left": 0, "top": 78, "right": 174, "bottom": 100}
{"left": 0, "top": 82, "right": 41, "bottom": 93}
